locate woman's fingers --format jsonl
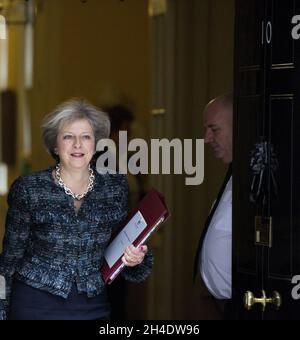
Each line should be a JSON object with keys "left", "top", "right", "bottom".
{"left": 122, "top": 245, "right": 148, "bottom": 267}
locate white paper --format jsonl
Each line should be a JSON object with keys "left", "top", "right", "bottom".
{"left": 104, "top": 211, "right": 147, "bottom": 268}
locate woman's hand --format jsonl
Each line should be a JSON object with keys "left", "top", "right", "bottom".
{"left": 122, "top": 245, "right": 148, "bottom": 267}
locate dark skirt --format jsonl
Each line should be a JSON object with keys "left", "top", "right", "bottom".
{"left": 8, "top": 279, "right": 111, "bottom": 320}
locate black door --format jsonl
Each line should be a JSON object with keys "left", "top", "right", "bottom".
{"left": 234, "top": 0, "right": 300, "bottom": 320}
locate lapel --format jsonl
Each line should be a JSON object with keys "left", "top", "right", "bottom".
{"left": 193, "top": 163, "right": 232, "bottom": 281}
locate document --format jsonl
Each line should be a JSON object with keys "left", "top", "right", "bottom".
{"left": 104, "top": 211, "right": 147, "bottom": 268}
{"left": 101, "top": 189, "right": 170, "bottom": 284}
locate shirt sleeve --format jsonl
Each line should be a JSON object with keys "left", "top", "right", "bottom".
{"left": 0, "top": 177, "right": 31, "bottom": 320}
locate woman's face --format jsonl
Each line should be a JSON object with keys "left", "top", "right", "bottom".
{"left": 56, "top": 119, "right": 95, "bottom": 170}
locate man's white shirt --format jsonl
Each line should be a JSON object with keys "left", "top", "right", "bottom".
{"left": 200, "top": 177, "right": 232, "bottom": 299}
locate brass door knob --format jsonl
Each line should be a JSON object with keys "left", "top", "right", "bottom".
{"left": 244, "top": 290, "right": 282, "bottom": 312}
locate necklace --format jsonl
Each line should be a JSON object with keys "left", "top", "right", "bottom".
{"left": 55, "top": 163, "right": 95, "bottom": 201}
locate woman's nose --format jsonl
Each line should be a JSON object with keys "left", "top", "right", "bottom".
{"left": 73, "top": 137, "right": 82, "bottom": 148}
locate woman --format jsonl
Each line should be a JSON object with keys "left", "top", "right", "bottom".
{"left": 0, "top": 99, "right": 153, "bottom": 320}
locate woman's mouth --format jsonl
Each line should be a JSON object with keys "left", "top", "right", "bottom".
{"left": 71, "top": 153, "right": 85, "bottom": 158}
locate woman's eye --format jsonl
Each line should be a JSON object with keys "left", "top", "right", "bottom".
{"left": 63, "top": 135, "right": 73, "bottom": 140}
{"left": 82, "top": 135, "right": 91, "bottom": 140}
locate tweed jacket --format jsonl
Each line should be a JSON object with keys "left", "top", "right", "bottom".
{"left": 0, "top": 167, "right": 153, "bottom": 320}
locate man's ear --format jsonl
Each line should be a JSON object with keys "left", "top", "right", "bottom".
{"left": 0, "top": 275, "right": 5, "bottom": 300}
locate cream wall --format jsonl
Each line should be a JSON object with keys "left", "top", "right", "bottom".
{"left": 30, "top": 0, "right": 150, "bottom": 170}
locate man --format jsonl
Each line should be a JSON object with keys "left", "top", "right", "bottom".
{"left": 194, "top": 94, "right": 233, "bottom": 315}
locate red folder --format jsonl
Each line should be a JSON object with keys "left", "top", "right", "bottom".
{"left": 101, "top": 189, "right": 170, "bottom": 284}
